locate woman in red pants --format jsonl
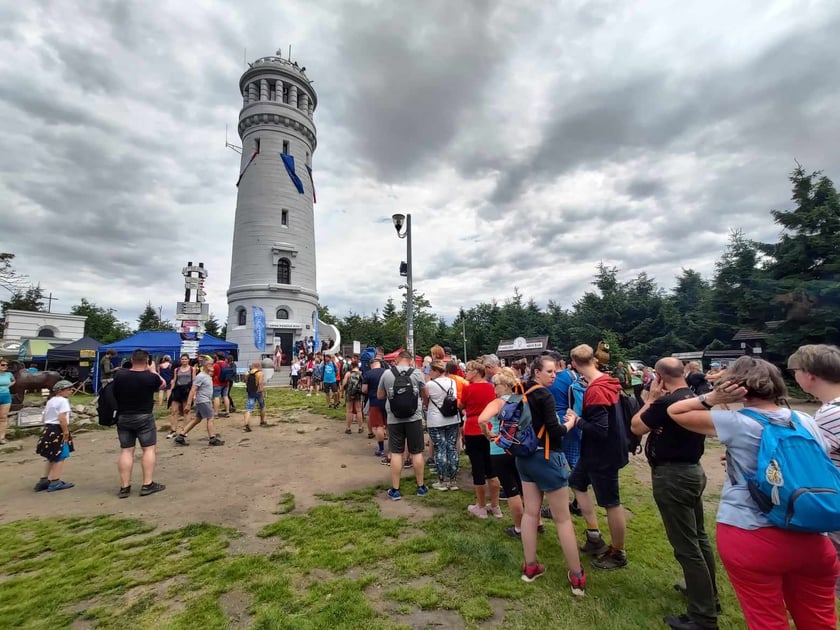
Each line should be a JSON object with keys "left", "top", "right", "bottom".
{"left": 668, "top": 356, "right": 839, "bottom": 630}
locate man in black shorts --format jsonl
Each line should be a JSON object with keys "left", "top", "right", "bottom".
{"left": 112, "top": 348, "right": 166, "bottom": 498}
{"left": 377, "top": 351, "right": 429, "bottom": 501}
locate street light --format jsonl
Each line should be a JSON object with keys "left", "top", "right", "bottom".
{"left": 392, "top": 213, "right": 414, "bottom": 357}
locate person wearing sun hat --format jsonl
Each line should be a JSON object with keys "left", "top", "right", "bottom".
{"left": 34, "top": 380, "right": 75, "bottom": 492}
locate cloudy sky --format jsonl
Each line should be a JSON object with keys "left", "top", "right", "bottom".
{"left": 2, "top": 0, "right": 839, "bottom": 328}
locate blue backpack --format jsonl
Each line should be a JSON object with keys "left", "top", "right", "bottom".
{"left": 567, "top": 376, "right": 586, "bottom": 417}
{"left": 738, "top": 408, "right": 840, "bottom": 533}
{"left": 494, "top": 385, "right": 549, "bottom": 460}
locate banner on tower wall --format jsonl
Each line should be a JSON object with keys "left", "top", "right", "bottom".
{"left": 313, "top": 309, "right": 320, "bottom": 352}
{"left": 253, "top": 307, "right": 266, "bottom": 352}
{"left": 280, "top": 153, "right": 305, "bottom": 194}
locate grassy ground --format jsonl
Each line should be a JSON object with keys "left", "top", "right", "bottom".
{"left": 1, "top": 388, "right": 752, "bottom": 629}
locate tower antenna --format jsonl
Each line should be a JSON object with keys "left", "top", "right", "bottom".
{"left": 225, "top": 124, "right": 242, "bottom": 154}
{"left": 288, "top": 44, "right": 292, "bottom": 60}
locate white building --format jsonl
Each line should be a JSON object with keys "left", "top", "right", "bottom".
{"left": 2, "top": 309, "right": 86, "bottom": 343}
{"left": 226, "top": 52, "right": 339, "bottom": 366}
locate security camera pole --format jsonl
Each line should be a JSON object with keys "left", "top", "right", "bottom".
{"left": 392, "top": 213, "right": 414, "bottom": 357}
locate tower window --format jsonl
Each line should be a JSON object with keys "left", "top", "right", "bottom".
{"left": 282, "top": 140, "right": 290, "bottom": 154}
{"left": 277, "top": 258, "right": 291, "bottom": 284}
{"left": 276, "top": 308, "right": 289, "bottom": 320}
{"left": 255, "top": 138, "right": 261, "bottom": 153}
{"left": 281, "top": 209, "right": 288, "bottom": 227}
{"left": 236, "top": 308, "right": 246, "bottom": 326}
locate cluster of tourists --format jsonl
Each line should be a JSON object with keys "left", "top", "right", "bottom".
{"left": 367, "top": 343, "right": 840, "bottom": 629}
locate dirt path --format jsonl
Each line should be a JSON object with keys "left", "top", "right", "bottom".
{"left": 0, "top": 410, "right": 395, "bottom": 545}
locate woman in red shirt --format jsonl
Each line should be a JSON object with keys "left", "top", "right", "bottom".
{"left": 459, "top": 360, "right": 502, "bottom": 518}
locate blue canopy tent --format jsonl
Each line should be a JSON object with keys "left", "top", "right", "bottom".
{"left": 94, "top": 332, "right": 238, "bottom": 392}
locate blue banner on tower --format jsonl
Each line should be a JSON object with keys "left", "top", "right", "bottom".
{"left": 280, "top": 153, "right": 305, "bottom": 194}
{"left": 253, "top": 306, "right": 266, "bottom": 352}
{"left": 313, "top": 309, "right": 320, "bottom": 353}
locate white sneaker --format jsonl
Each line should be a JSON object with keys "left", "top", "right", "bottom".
{"left": 488, "top": 505, "right": 504, "bottom": 519}
{"left": 467, "top": 504, "right": 488, "bottom": 519}
{"left": 447, "top": 480, "right": 459, "bottom": 491}
{"left": 432, "top": 481, "right": 448, "bottom": 491}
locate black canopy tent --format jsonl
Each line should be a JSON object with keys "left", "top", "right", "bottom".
{"left": 45, "top": 336, "right": 102, "bottom": 386}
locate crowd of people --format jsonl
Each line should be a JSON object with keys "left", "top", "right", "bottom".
{"left": 25, "top": 339, "right": 840, "bottom": 629}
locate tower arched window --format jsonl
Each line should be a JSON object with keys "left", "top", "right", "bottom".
{"left": 277, "top": 258, "right": 291, "bottom": 285}
{"left": 237, "top": 308, "right": 246, "bottom": 326}
{"left": 37, "top": 327, "right": 55, "bottom": 338}
{"left": 276, "top": 308, "right": 289, "bottom": 320}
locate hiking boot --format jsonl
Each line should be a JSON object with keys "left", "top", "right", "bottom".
{"left": 387, "top": 488, "right": 402, "bottom": 501}
{"left": 34, "top": 477, "right": 50, "bottom": 492}
{"left": 209, "top": 436, "right": 225, "bottom": 446}
{"left": 521, "top": 562, "right": 546, "bottom": 583}
{"left": 243, "top": 425, "right": 252, "bottom": 432}
{"left": 174, "top": 434, "right": 188, "bottom": 446}
{"left": 504, "top": 526, "right": 521, "bottom": 539}
{"left": 432, "top": 481, "right": 448, "bottom": 491}
{"left": 663, "top": 614, "right": 718, "bottom": 630}
{"left": 568, "top": 569, "right": 586, "bottom": 597}
{"left": 139, "top": 482, "right": 165, "bottom": 496}
{"left": 487, "top": 505, "right": 504, "bottom": 519}
{"left": 416, "top": 485, "right": 429, "bottom": 497}
{"left": 580, "top": 534, "right": 609, "bottom": 556}
{"left": 592, "top": 547, "right": 627, "bottom": 570}
{"left": 367, "top": 432, "right": 374, "bottom": 439}
{"left": 344, "top": 428, "right": 352, "bottom": 435}
{"left": 118, "top": 486, "right": 131, "bottom": 499}
{"left": 467, "top": 504, "right": 487, "bottom": 519}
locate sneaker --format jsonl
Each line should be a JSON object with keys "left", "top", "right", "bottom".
{"left": 403, "top": 460, "right": 413, "bottom": 469}
{"left": 367, "top": 432, "right": 374, "bottom": 439}
{"left": 34, "top": 477, "right": 50, "bottom": 492}
{"left": 118, "top": 486, "right": 131, "bottom": 499}
{"left": 521, "top": 562, "right": 546, "bottom": 583}
{"left": 166, "top": 431, "right": 178, "bottom": 439}
{"left": 357, "top": 427, "right": 364, "bottom": 434}
{"left": 431, "top": 481, "right": 448, "bottom": 491}
{"left": 243, "top": 425, "right": 252, "bottom": 432}
{"left": 592, "top": 547, "right": 627, "bottom": 570}
{"left": 467, "top": 504, "right": 487, "bottom": 519}
{"left": 580, "top": 535, "right": 609, "bottom": 556}
{"left": 174, "top": 434, "right": 188, "bottom": 446}
{"left": 374, "top": 449, "right": 385, "bottom": 457}
{"left": 47, "top": 480, "right": 74, "bottom": 492}
{"left": 488, "top": 505, "right": 504, "bottom": 519}
{"left": 416, "top": 485, "right": 429, "bottom": 497}
{"left": 387, "top": 488, "right": 402, "bottom": 501}
{"left": 139, "top": 481, "right": 165, "bottom": 496}
{"left": 380, "top": 456, "right": 391, "bottom": 466}
{"left": 447, "top": 480, "right": 459, "bottom": 491}
{"left": 568, "top": 569, "right": 586, "bottom": 597}
{"left": 209, "top": 436, "right": 225, "bottom": 446}
{"left": 344, "top": 428, "right": 352, "bottom": 435}
{"left": 504, "top": 526, "right": 521, "bottom": 538}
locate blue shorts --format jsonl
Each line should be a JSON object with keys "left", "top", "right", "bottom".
{"left": 213, "top": 385, "right": 229, "bottom": 399}
{"left": 0, "top": 391, "right": 11, "bottom": 406}
{"left": 515, "top": 450, "right": 571, "bottom": 493}
{"left": 246, "top": 393, "right": 265, "bottom": 411}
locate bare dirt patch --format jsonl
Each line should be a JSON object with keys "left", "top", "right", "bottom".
{"left": 219, "top": 589, "right": 253, "bottom": 628}
{"left": 0, "top": 411, "right": 407, "bottom": 543}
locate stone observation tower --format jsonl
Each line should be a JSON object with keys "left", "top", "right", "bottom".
{"left": 227, "top": 51, "right": 339, "bottom": 366}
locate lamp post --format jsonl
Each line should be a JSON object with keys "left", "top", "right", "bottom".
{"left": 392, "top": 213, "right": 414, "bottom": 357}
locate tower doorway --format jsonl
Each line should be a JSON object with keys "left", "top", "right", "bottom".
{"left": 278, "top": 333, "right": 293, "bottom": 366}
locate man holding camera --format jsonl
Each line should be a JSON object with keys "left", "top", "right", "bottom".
{"left": 631, "top": 357, "right": 718, "bottom": 630}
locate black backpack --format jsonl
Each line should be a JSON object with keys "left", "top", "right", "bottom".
{"left": 388, "top": 367, "right": 418, "bottom": 419}
{"left": 429, "top": 379, "right": 458, "bottom": 417}
{"left": 245, "top": 370, "right": 259, "bottom": 396}
{"left": 97, "top": 381, "right": 119, "bottom": 427}
{"left": 616, "top": 391, "right": 642, "bottom": 454}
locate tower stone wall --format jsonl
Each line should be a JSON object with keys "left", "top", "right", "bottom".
{"left": 227, "top": 54, "right": 337, "bottom": 366}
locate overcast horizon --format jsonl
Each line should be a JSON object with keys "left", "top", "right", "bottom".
{"left": 2, "top": 1, "right": 839, "bottom": 328}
